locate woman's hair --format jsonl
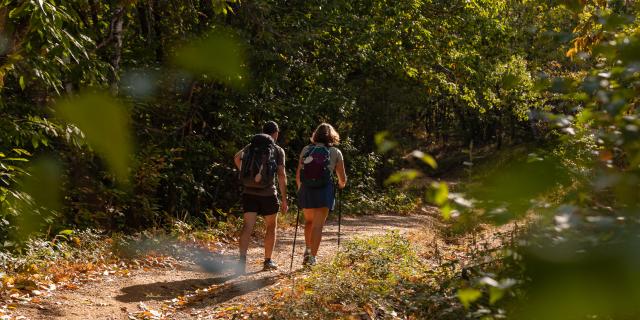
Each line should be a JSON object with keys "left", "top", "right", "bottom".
{"left": 311, "top": 123, "right": 340, "bottom": 146}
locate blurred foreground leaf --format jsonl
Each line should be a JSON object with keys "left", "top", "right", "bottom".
{"left": 458, "top": 288, "right": 481, "bottom": 309}
{"left": 173, "top": 29, "right": 246, "bottom": 87}
{"left": 56, "top": 93, "right": 133, "bottom": 183}
{"left": 384, "top": 169, "right": 421, "bottom": 185}
{"left": 15, "top": 157, "right": 62, "bottom": 241}
{"left": 467, "top": 154, "right": 569, "bottom": 222}
{"left": 375, "top": 131, "right": 397, "bottom": 154}
{"left": 518, "top": 236, "right": 640, "bottom": 320}
{"left": 411, "top": 150, "right": 437, "bottom": 169}
{"left": 427, "top": 182, "right": 451, "bottom": 219}
{"left": 22, "top": 157, "right": 62, "bottom": 212}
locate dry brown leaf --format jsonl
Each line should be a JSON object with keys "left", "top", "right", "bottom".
{"left": 364, "top": 304, "right": 376, "bottom": 319}
{"left": 64, "top": 284, "right": 79, "bottom": 290}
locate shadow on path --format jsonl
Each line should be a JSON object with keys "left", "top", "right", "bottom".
{"left": 115, "top": 275, "right": 236, "bottom": 303}
{"left": 184, "top": 273, "right": 285, "bottom": 308}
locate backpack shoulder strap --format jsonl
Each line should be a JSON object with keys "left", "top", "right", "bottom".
{"left": 303, "top": 144, "right": 316, "bottom": 156}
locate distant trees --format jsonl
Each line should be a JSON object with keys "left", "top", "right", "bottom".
{"left": 0, "top": 0, "right": 576, "bottom": 242}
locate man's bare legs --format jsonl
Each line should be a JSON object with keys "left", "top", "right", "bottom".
{"left": 263, "top": 213, "right": 278, "bottom": 260}
{"left": 239, "top": 212, "right": 258, "bottom": 257}
{"left": 238, "top": 211, "right": 280, "bottom": 272}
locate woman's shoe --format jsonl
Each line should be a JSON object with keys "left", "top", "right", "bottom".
{"left": 303, "top": 255, "right": 317, "bottom": 267}
{"left": 302, "top": 248, "right": 311, "bottom": 265}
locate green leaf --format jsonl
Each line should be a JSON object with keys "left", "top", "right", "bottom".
{"left": 173, "top": 29, "right": 246, "bottom": 87}
{"left": 375, "top": 131, "right": 397, "bottom": 154}
{"left": 31, "top": 135, "right": 39, "bottom": 149}
{"left": 478, "top": 276, "right": 511, "bottom": 304}
{"left": 12, "top": 149, "right": 31, "bottom": 156}
{"left": 385, "top": 169, "right": 421, "bottom": 185}
{"left": 411, "top": 150, "right": 437, "bottom": 169}
{"left": 440, "top": 203, "right": 452, "bottom": 220}
{"left": 58, "top": 229, "right": 74, "bottom": 236}
{"left": 575, "top": 109, "right": 592, "bottom": 125}
{"left": 458, "top": 288, "right": 482, "bottom": 309}
{"left": 56, "top": 93, "right": 133, "bottom": 182}
{"left": 489, "top": 287, "right": 505, "bottom": 305}
{"left": 432, "top": 182, "right": 449, "bottom": 206}
{"left": 19, "top": 76, "right": 25, "bottom": 90}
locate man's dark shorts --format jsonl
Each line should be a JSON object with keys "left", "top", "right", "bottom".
{"left": 242, "top": 193, "right": 279, "bottom": 216}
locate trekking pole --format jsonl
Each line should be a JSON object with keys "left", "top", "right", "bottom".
{"left": 290, "top": 206, "right": 300, "bottom": 272}
{"left": 337, "top": 187, "right": 343, "bottom": 249}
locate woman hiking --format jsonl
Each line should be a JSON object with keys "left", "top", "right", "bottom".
{"left": 296, "top": 123, "right": 347, "bottom": 266}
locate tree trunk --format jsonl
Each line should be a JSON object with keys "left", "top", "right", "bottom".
{"left": 151, "top": 0, "right": 165, "bottom": 62}
{"left": 136, "top": 2, "right": 152, "bottom": 40}
{"left": 110, "top": 5, "right": 125, "bottom": 92}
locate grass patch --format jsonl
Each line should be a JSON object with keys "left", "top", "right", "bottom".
{"left": 268, "top": 231, "right": 468, "bottom": 319}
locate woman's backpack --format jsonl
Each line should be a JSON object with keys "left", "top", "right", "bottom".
{"left": 240, "top": 134, "right": 277, "bottom": 189}
{"left": 300, "top": 145, "right": 332, "bottom": 188}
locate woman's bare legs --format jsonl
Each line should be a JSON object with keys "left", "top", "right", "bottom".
{"left": 303, "top": 209, "right": 314, "bottom": 250}
{"left": 310, "top": 208, "right": 329, "bottom": 256}
{"left": 302, "top": 207, "right": 330, "bottom": 260}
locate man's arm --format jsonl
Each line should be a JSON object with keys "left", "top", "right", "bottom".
{"left": 234, "top": 150, "right": 243, "bottom": 170}
{"left": 278, "top": 165, "right": 288, "bottom": 202}
{"left": 277, "top": 151, "right": 288, "bottom": 213}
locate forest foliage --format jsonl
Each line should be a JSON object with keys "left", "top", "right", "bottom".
{"left": 0, "top": 0, "right": 573, "bottom": 241}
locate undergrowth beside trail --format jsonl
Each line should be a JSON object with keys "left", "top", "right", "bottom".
{"left": 264, "top": 220, "right": 522, "bottom": 320}
{"left": 267, "top": 232, "right": 465, "bottom": 319}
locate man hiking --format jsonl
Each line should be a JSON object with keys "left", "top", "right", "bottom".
{"left": 234, "top": 121, "right": 288, "bottom": 274}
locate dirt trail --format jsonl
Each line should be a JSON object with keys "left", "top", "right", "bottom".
{"left": 15, "top": 213, "right": 435, "bottom": 320}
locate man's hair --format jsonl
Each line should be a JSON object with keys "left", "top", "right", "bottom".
{"left": 311, "top": 123, "right": 340, "bottom": 146}
{"left": 263, "top": 121, "right": 279, "bottom": 134}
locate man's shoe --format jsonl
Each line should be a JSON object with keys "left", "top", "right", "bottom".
{"left": 235, "top": 256, "right": 247, "bottom": 275}
{"left": 263, "top": 259, "right": 278, "bottom": 271}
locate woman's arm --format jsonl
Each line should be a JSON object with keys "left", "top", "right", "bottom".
{"left": 336, "top": 159, "right": 347, "bottom": 189}
{"left": 296, "top": 156, "right": 302, "bottom": 190}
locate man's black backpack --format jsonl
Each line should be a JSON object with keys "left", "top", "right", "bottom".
{"left": 240, "top": 134, "right": 277, "bottom": 189}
